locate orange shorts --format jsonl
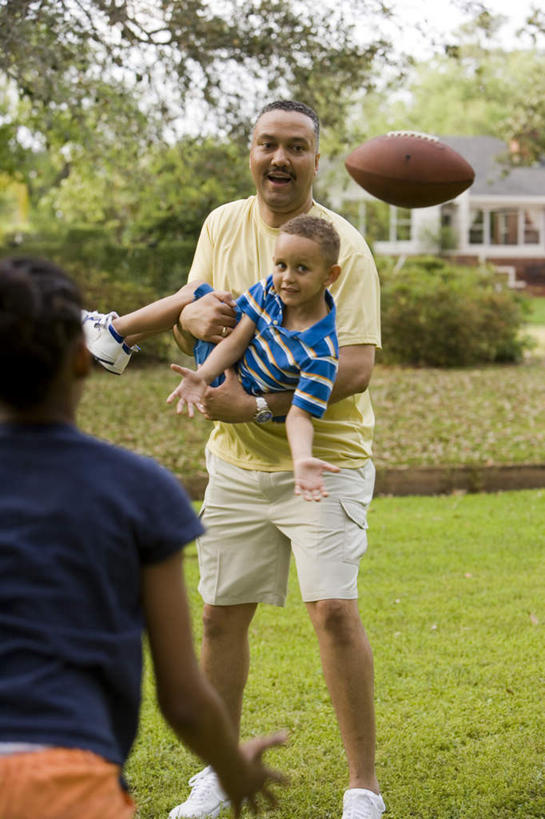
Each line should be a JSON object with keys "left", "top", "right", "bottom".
{"left": 0, "top": 747, "right": 136, "bottom": 819}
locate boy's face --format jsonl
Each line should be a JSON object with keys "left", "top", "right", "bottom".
{"left": 272, "top": 233, "right": 338, "bottom": 310}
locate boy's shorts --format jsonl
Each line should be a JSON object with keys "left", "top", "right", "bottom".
{"left": 0, "top": 747, "right": 135, "bottom": 819}
{"left": 197, "top": 449, "right": 375, "bottom": 606}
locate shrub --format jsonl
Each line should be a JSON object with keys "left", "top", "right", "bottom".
{"left": 377, "top": 257, "right": 531, "bottom": 367}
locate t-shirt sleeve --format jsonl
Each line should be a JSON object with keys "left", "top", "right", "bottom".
{"left": 316, "top": 209, "right": 381, "bottom": 349}
{"left": 236, "top": 278, "right": 268, "bottom": 325}
{"left": 292, "top": 353, "right": 339, "bottom": 418}
{"left": 131, "top": 459, "right": 205, "bottom": 565}
{"left": 333, "top": 244, "right": 381, "bottom": 349}
{"left": 187, "top": 215, "right": 215, "bottom": 285}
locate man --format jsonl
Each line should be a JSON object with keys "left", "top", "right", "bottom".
{"left": 169, "top": 100, "right": 384, "bottom": 819}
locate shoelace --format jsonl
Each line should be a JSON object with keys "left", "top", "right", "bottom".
{"left": 344, "top": 793, "right": 380, "bottom": 819}
{"left": 185, "top": 768, "right": 226, "bottom": 808}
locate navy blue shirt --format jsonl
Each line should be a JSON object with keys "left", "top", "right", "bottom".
{"left": 0, "top": 423, "right": 204, "bottom": 766}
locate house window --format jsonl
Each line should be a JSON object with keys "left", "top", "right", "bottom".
{"left": 490, "top": 209, "right": 518, "bottom": 245}
{"left": 469, "top": 209, "right": 485, "bottom": 244}
{"left": 469, "top": 207, "right": 542, "bottom": 246}
{"left": 391, "top": 207, "right": 412, "bottom": 241}
{"left": 523, "top": 209, "right": 540, "bottom": 244}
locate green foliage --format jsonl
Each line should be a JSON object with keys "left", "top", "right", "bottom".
{"left": 336, "top": 18, "right": 545, "bottom": 163}
{"left": 378, "top": 258, "right": 531, "bottom": 367}
{"left": 0, "top": 0, "right": 393, "bottom": 153}
{"left": 2, "top": 136, "right": 253, "bottom": 299}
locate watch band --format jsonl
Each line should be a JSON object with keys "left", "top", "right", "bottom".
{"left": 254, "top": 396, "right": 273, "bottom": 423}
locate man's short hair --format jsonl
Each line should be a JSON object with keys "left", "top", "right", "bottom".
{"left": 280, "top": 215, "right": 340, "bottom": 268}
{"left": 255, "top": 100, "right": 320, "bottom": 149}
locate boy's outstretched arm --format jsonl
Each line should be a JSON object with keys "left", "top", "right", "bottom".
{"left": 167, "top": 315, "right": 256, "bottom": 416}
{"left": 142, "top": 552, "right": 287, "bottom": 815}
{"left": 285, "top": 405, "right": 340, "bottom": 502}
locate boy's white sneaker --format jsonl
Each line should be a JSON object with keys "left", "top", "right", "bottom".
{"left": 342, "top": 788, "right": 386, "bottom": 819}
{"left": 168, "top": 766, "right": 230, "bottom": 818}
{"left": 82, "top": 310, "right": 122, "bottom": 364}
{"left": 82, "top": 309, "right": 135, "bottom": 374}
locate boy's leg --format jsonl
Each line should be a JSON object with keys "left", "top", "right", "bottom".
{"left": 83, "top": 282, "right": 200, "bottom": 374}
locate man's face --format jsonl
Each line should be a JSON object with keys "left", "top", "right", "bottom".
{"left": 249, "top": 110, "right": 319, "bottom": 224}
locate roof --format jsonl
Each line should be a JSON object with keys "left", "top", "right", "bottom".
{"left": 441, "top": 136, "right": 545, "bottom": 197}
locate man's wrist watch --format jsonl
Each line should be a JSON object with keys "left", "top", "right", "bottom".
{"left": 253, "top": 396, "right": 273, "bottom": 424}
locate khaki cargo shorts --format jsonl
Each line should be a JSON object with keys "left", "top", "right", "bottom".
{"left": 197, "top": 449, "right": 376, "bottom": 606}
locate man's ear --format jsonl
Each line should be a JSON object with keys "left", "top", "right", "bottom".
{"left": 324, "top": 263, "right": 341, "bottom": 287}
{"left": 73, "top": 337, "right": 92, "bottom": 379}
{"left": 314, "top": 152, "right": 320, "bottom": 176}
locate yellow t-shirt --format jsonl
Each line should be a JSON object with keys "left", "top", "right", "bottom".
{"left": 188, "top": 196, "right": 381, "bottom": 471}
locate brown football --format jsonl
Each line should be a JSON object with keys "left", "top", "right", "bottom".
{"left": 345, "top": 131, "right": 475, "bottom": 208}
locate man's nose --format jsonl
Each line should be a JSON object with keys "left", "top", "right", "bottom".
{"left": 271, "top": 146, "right": 289, "bottom": 165}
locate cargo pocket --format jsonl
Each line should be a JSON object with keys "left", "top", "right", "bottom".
{"left": 340, "top": 498, "right": 369, "bottom": 564}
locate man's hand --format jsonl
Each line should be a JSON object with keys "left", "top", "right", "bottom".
{"left": 167, "top": 364, "right": 207, "bottom": 417}
{"left": 199, "top": 368, "right": 257, "bottom": 423}
{"left": 223, "top": 732, "right": 289, "bottom": 817}
{"left": 179, "top": 291, "right": 238, "bottom": 345}
{"left": 294, "top": 457, "right": 340, "bottom": 502}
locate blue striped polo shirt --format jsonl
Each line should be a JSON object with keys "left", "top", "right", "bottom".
{"left": 236, "top": 275, "right": 339, "bottom": 419}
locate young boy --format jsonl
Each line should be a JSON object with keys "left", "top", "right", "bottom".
{"left": 0, "top": 257, "right": 286, "bottom": 819}
{"left": 84, "top": 216, "right": 343, "bottom": 501}
{"left": 167, "top": 215, "right": 342, "bottom": 502}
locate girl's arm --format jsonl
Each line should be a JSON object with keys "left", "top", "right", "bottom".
{"left": 142, "top": 552, "right": 286, "bottom": 814}
{"left": 285, "top": 405, "right": 340, "bottom": 502}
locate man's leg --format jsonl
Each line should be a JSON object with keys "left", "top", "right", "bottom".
{"left": 201, "top": 602, "right": 257, "bottom": 733}
{"left": 306, "top": 598, "right": 379, "bottom": 793}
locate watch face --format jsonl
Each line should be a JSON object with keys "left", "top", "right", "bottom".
{"left": 255, "top": 408, "right": 273, "bottom": 423}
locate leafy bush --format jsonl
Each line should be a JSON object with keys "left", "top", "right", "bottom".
{"left": 377, "top": 256, "right": 531, "bottom": 367}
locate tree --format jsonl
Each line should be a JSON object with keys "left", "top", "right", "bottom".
{"left": 336, "top": 10, "right": 545, "bottom": 163}
{"left": 0, "top": 0, "right": 395, "bottom": 139}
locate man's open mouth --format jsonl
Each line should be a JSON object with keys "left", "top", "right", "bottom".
{"left": 266, "top": 172, "right": 293, "bottom": 185}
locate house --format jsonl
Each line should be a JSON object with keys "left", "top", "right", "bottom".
{"left": 325, "top": 136, "right": 545, "bottom": 293}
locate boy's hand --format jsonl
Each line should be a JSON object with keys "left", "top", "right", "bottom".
{"left": 167, "top": 364, "right": 207, "bottom": 417}
{"left": 294, "top": 457, "right": 340, "bottom": 502}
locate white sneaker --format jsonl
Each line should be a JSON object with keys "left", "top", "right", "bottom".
{"left": 168, "top": 766, "right": 230, "bottom": 818}
{"left": 342, "top": 788, "right": 386, "bottom": 819}
{"left": 82, "top": 309, "right": 122, "bottom": 364}
{"left": 82, "top": 309, "right": 136, "bottom": 375}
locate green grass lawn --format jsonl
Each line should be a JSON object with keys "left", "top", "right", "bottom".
{"left": 526, "top": 296, "right": 545, "bottom": 326}
{"left": 76, "top": 352, "right": 545, "bottom": 816}
{"left": 126, "top": 490, "right": 545, "bottom": 819}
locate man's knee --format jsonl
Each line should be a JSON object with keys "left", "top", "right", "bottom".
{"left": 308, "top": 598, "right": 362, "bottom": 641}
{"left": 202, "top": 603, "right": 256, "bottom": 641}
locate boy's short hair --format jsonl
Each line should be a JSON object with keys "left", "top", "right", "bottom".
{"left": 0, "top": 257, "right": 83, "bottom": 409}
{"left": 280, "top": 215, "right": 341, "bottom": 268}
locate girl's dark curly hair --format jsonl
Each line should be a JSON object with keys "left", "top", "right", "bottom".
{"left": 0, "top": 257, "right": 83, "bottom": 410}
